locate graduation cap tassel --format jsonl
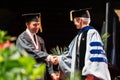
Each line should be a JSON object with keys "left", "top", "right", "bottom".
{"left": 40, "top": 25, "right": 42, "bottom": 33}
{"left": 70, "top": 10, "right": 74, "bottom": 21}
{"left": 22, "top": 12, "right": 43, "bottom": 33}
{"left": 39, "top": 23, "right": 43, "bottom": 33}
{"left": 38, "top": 13, "right": 43, "bottom": 33}
{"left": 69, "top": 8, "right": 91, "bottom": 22}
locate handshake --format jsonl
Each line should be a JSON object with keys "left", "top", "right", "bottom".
{"left": 49, "top": 56, "right": 59, "bottom": 65}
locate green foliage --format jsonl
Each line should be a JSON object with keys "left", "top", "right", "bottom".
{"left": 101, "top": 32, "right": 110, "bottom": 45}
{"left": 50, "top": 45, "right": 67, "bottom": 55}
{"left": 70, "top": 71, "right": 82, "bottom": 80}
{"left": 0, "top": 30, "right": 10, "bottom": 43}
{"left": 0, "top": 29, "right": 46, "bottom": 80}
{"left": 0, "top": 29, "right": 16, "bottom": 44}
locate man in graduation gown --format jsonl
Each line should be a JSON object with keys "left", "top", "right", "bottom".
{"left": 51, "top": 9, "right": 111, "bottom": 80}
{"left": 16, "top": 13, "right": 59, "bottom": 80}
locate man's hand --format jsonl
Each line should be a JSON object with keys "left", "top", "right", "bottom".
{"left": 51, "top": 73, "right": 60, "bottom": 80}
{"left": 86, "top": 75, "right": 101, "bottom": 80}
{"left": 50, "top": 56, "right": 59, "bottom": 65}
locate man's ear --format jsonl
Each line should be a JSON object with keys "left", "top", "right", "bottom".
{"left": 25, "top": 22, "right": 29, "bottom": 27}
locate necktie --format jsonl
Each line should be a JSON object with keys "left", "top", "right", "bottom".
{"left": 33, "top": 35, "right": 36, "bottom": 44}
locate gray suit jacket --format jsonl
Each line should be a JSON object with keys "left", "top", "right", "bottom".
{"left": 16, "top": 31, "right": 54, "bottom": 74}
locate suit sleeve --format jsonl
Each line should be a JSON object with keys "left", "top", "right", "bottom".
{"left": 16, "top": 35, "right": 49, "bottom": 60}
{"left": 38, "top": 36, "right": 55, "bottom": 74}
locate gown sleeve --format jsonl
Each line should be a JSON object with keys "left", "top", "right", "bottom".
{"left": 38, "top": 36, "right": 55, "bottom": 74}
{"left": 58, "top": 51, "right": 72, "bottom": 77}
{"left": 58, "top": 38, "right": 77, "bottom": 77}
{"left": 82, "top": 29, "right": 111, "bottom": 80}
{"left": 58, "top": 36, "right": 78, "bottom": 78}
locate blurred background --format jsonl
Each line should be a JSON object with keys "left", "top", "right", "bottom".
{"left": 0, "top": 0, "right": 120, "bottom": 79}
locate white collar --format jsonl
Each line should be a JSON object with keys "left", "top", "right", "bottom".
{"left": 26, "top": 28, "right": 34, "bottom": 36}
{"left": 26, "top": 28, "right": 40, "bottom": 50}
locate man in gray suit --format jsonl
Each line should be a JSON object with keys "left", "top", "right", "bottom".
{"left": 16, "top": 13, "right": 59, "bottom": 80}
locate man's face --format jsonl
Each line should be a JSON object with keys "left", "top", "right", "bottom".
{"left": 26, "top": 21, "right": 40, "bottom": 34}
{"left": 73, "top": 17, "right": 82, "bottom": 29}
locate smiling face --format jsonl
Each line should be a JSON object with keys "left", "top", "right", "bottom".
{"left": 26, "top": 21, "right": 40, "bottom": 34}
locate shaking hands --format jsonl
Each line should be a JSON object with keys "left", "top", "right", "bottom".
{"left": 50, "top": 56, "right": 59, "bottom": 65}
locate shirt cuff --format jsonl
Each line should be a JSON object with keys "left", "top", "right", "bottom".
{"left": 46, "top": 55, "right": 52, "bottom": 61}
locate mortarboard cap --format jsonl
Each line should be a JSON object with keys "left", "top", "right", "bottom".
{"left": 22, "top": 13, "right": 43, "bottom": 33}
{"left": 70, "top": 8, "right": 91, "bottom": 21}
